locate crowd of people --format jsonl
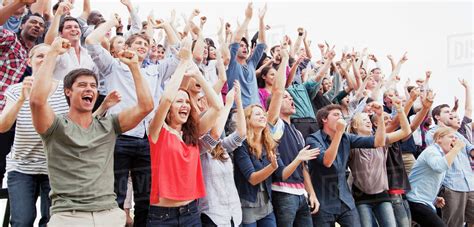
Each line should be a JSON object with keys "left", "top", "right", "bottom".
{"left": 0, "top": 0, "right": 473, "bottom": 227}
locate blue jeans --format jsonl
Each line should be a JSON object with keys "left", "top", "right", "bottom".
{"left": 7, "top": 171, "right": 50, "bottom": 227}
{"left": 272, "top": 191, "right": 313, "bottom": 227}
{"left": 114, "top": 136, "right": 151, "bottom": 227}
{"left": 389, "top": 194, "right": 411, "bottom": 227}
{"left": 312, "top": 203, "right": 361, "bottom": 227}
{"left": 147, "top": 200, "right": 201, "bottom": 226}
{"left": 357, "top": 201, "right": 396, "bottom": 227}
{"left": 242, "top": 212, "right": 276, "bottom": 227}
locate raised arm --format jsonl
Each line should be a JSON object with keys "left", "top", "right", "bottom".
{"left": 30, "top": 0, "right": 48, "bottom": 16}
{"left": 0, "top": 77, "right": 33, "bottom": 133}
{"left": 372, "top": 103, "right": 386, "bottom": 147}
{"left": 266, "top": 42, "right": 289, "bottom": 125}
{"left": 30, "top": 38, "right": 69, "bottom": 134}
{"left": 193, "top": 69, "right": 224, "bottom": 136}
{"left": 86, "top": 13, "right": 119, "bottom": 45}
{"left": 386, "top": 99, "right": 412, "bottom": 144}
{"left": 116, "top": 50, "right": 154, "bottom": 133}
{"left": 322, "top": 119, "right": 346, "bottom": 167}
{"left": 148, "top": 38, "right": 192, "bottom": 143}
{"left": 460, "top": 79, "right": 472, "bottom": 118}
{"left": 387, "top": 55, "right": 396, "bottom": 71}
{"left": 79, "top": 0, "right": 91, "bottom": 20}
{"left": 303, "top": 30, "right": 312, "bottom": 59}
{"left": 408, "top": 90, "right": 434, "bottom": 133}
{"left": 446, "top": 139, "right": 465, "bottom": 166}
{"left": 212, "top": 51, "right": 227, "bottom": 94}
{"left": 44, "top": 1, "right": 71, "bottom": 45}
{"left": 233, "top": 3, "right": 252, "bottom": 43}
{"left": 291, "top": 28, "right": 304, "bottom": 58}
{"left": 0, "top": 0, "right": 28, "bottom": 25}
{"left": 257, "top": 4, "right": 267, "bottom": 44}
{"left": 217, "top": 18, "right": 230, "bottom": 66}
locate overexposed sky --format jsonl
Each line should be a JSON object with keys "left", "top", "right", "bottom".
{"left": 69, "top": 0, "right": 473, "bottom": 113}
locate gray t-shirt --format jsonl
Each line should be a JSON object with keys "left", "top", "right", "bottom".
{"left": 40, "top": 114, "right": 122, "bottom": 214}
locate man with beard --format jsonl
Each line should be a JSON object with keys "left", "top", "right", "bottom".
{"left": 426, "top": 103, "right": 474, "bottom": 227}
{"left": 0, "top": 2, "right": 46, "bottom": 186}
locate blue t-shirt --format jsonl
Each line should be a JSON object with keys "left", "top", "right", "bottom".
{"left": 226, "top": 42, "right": 267, "bottom": 108}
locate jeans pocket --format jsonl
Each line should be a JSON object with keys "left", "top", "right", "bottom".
{"left": 148, "top": 209, "right": 172, "bottom": 222}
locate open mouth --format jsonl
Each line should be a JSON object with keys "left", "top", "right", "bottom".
{"left": 178, "top": 109, "right": 189, "bottom": 118}
{"left": 82, "top": 95, "right": 93, "bottom": 104}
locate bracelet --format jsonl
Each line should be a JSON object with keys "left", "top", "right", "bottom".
{"left": 298, "top": 32, "right": 304, "bottom": 36}
{"left": 116, "top": 32, "right": 124, "bottom": 36}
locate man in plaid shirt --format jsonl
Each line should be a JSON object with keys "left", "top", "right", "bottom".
{"left": 0, "top": 1, "right": 45, "bottom": 186}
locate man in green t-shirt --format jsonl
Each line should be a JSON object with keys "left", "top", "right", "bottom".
{"left": 29, "top": 37, "right": 154, "bottom": 226}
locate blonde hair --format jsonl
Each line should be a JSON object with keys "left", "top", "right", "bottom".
{"left": 348, "top": 112, "right": 368, "bottom": 134}
{"left": 244, "top": 104, "right": 277, "bottom": 159}
{"left": 28, "top": 43, "right": 49, "bottom": 58}
{"left": 433, "top": 127, "right": 455, "bottom": 143}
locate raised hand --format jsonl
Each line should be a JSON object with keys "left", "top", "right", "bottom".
{"left": 258, "top": 3, "right": 267, "bottom": 20}
{"left": 120, "top": 0, "right": 132, "bottom": 9}
{"left": 51, "top": 37, "right": 71, "bottom": 55}
{"left": 425, "top": 70, "right": 431, "bottom": 80}
{"left": 336, "top": 119, "right": 347, "bottom": 132}
{"left": 409, "top": 87, "right": 421, "bottom": 101}
{"left": 400, "top": 52, "right": 408, "bottom": 63}
{"left": 19, "top": 76, "right": 34, "bottom": 101}
{"left": 459, "top": 78, "right": 469, "bottom": 88}
{"left": 102, "top": 90, "right": 122, "bottom": 109}
{"left": 296, "top": 146, "right": 320, "bottom": 161}
{"left": 179, "top": 36, "right": 193, "bottom": 61}
{"left": 200, "top": 16, "right": 207, "bottom": 26}
{"left": 371, "top": 102, "right": 384, "bottom": 116}
{"left": 118, "top": 50, "right": 139, "bottom": 67}
{"left": 368, "top": 54, "right": 377, "bottom": 62}
{"left": 422, "top": 90, "right": 435, "bottom": 108}
{"left": 56, "top": 1, "right": 72, "bottom": 16}
{"left": 245, "top": 3, "right": 253, "bottom": 19}
{"left": 110, "top": 13, "right": 121, "bottom": 27}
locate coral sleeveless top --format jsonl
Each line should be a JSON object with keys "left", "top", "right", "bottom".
{"left": 149, "top": 125, "right": 206, "bottom": 204}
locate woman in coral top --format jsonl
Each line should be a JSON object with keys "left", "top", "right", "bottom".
{"left": 147, "top": 37, "right": 223, "bottom": 227}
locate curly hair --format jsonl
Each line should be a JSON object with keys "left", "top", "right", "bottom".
{"left": 244, "top": 104, "right": 277, "bottom": 159}
{"left": 165, "top": 89, "right": 200, "bottom": 146}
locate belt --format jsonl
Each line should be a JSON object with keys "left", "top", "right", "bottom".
{"left": 150, "top": 200, "right": 198, "bottom": 215}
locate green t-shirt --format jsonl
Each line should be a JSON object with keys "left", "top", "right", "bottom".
{"left": 40, "top": 114, "right": 122, "bottom": 214}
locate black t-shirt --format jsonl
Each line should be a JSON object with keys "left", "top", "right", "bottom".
{"left": 386, "top": 141, "right": 411, "bottom": 191}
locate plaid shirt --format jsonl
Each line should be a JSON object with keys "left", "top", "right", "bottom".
{"left": 0, "top": 28, "right": 28, "bottom": 112}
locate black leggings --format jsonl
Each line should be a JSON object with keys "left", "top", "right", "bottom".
{"left": 409, "top": 201, "right": 446, "bottom": 227}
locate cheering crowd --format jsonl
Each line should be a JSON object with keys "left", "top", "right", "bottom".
{"left": 0, "top": 0, "right": 473, "bottom": 226}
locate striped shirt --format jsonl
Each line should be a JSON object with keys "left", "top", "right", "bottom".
{"left": 5, "top": 81, "right": 69, "bottom": 175}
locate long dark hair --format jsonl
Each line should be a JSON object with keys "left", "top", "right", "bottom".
{"left": 165, "top": 89, "right": 200, "bottom": 146}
